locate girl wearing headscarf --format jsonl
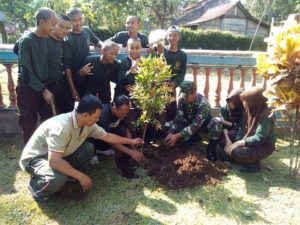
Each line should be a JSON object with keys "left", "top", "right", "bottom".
{"left": 224, "top": 87, "right": 276, "bottom": 173}
{"left": 207, "top": 88, "right": 245, "bottom": 161}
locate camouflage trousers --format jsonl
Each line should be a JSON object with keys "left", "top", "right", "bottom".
{"left": 165, "top": 116, "right": 223, "bottom": 141}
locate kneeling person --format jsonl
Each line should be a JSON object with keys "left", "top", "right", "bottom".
{"left": 19, "top": 94, "right": 143, "bottom": 202}
{"left": 93, "top": 95, "right": 145, "bottom": 179}
{"left": 165, "top": 81, "right": 212, "bottom": 148}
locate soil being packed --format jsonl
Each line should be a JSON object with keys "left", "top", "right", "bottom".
{"left": 143, "top": 145, "right": 229, "bottom": 189}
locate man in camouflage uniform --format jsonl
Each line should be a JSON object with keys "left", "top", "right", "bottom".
{"left": 165, "top": 81, "right": 218, "bottom": 148}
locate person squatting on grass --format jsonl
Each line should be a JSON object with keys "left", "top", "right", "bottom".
{"left": 92, "top": 95, "right": 145, "bottom": 179}
{"left": 164, "top": 81, "right": 220, "bottom": 149}
{"left": 223, "top": 87, "right": 276, "bottom": 173}
{"left": 19, "top": 94, "right": 143, "bottom": 202}
{"left": 206, "top": 88, "right": 245, "bottom": 161}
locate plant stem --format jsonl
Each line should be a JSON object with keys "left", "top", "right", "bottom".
{"left": 140, "top": 123, "right": 148, "bottom": 152}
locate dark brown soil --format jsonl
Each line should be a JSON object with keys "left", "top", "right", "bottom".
{"left": 143, "top": 144, "right": 229, "bottom": 189}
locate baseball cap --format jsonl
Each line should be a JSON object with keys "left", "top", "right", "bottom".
{"left": 179, "top": 81, "right": 196, "bottom": 98}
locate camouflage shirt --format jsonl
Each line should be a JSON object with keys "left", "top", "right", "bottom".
{"left": 167, "top": 93, "right": 212, "bottom": 141}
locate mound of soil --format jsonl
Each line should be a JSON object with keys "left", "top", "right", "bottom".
{"left": 143, "top": 145, "right": 229, "bottom": 189}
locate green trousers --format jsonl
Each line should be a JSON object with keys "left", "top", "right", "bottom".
{"left": 25, "top": 141, "right": 94, "bottom": 198}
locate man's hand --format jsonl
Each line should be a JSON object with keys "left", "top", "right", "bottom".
{"left": 129, "top": 150, "right": 145, "bottom": 164}
{"left": 78, "top": 173, "right": 93, "bottom": 192}
{"left": 131, "top": 138, "right": 144, "bottom": 146}
{"left": 42, "top": 88, "right": 54, "bottom": 105}
{"left": 79, "top": 63, "right": 93, "bottom": 76}
{"left": 129, "top": 59, "right": 140, "bottom": 73}
{"left": 71, "top": 89, "right": 80, "bottom": 101}
{"left": 165, "top": 133, "right": 181, "bottom": 148}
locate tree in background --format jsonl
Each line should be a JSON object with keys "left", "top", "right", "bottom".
{"left": 243, "top": 0, "right": 300, "bottom": 23}
{"left": 0, "top": 0, "right": 198, "bottom": 35}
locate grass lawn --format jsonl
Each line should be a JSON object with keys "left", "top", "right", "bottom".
{"left": 0, "top": 134, "right": 300, "bottom": 225}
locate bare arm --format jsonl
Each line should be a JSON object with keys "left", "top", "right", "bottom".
{"left": 98, "top": 132, "right": 143, "bottom": 146}
{"left": 48, "top": 151, "right": 92, "bottom": 191}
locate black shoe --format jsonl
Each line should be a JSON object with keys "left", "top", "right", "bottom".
{"left": 240, "top": 166, "right": 261, "bottom": 173}
{"left": 122, "top": 171, "right": 139, "bottom": 179}
{"left": 206, "top": 139, "right": 218, "bottom": 161}
{"left": 207, "top": 153, "right": 217, "bottom": 161}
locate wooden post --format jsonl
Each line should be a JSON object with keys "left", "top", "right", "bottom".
{"left": 261, "top": 76, "right": 267, "bottom": 90}
{"left": 215, "top": 68, "right": 223, "bottom": 107}
{"left": 192, "top": 66, "right": 199, "bottom": 86}
{"left": 0, "top": 82, "right": 5, "bottom": 108}
{"left": 204, "top": 67, "right": 211, "bottom": 99}
{"left": 251, "top": 68, "right": 257, "bottom": 87}
{"left": 4, "top": 64, "right": 17, "bottom": 108}
{"left": 227, "top": 68, "right": 234, "bottom": 96}
{"left": 240, "top": 68, "right": 246, "bottom": 89}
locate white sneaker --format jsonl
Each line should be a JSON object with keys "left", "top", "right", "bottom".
{"left": 96, "top": 149, "right": 116, "bottom": 156}
{"left": 90, "top": 155, "right": 99, "bottom": 165}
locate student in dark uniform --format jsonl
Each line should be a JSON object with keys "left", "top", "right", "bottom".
{"left": 64, "top": 8, "right": 103, "bottom": 110}
{"left": 114, "top": 37, "right": 142, "bottom": 99}
{"left": 207, "top": 88, "right": 245, "bottom": 161}
{"left": 157, "top": 25, "right": 187, "bottom": 122}
{"left": 79, "top": 41, "right": 119, "bottom": 104}
{"left": 224, "top": 87, "right": 276, "bottom": 173}
{"left": 109, "top": 16, "right": 148, "bottom": 48}
{"left": 16, "top": 7, "right": 57, "bottom": 143}
{"left": 46, "top": 15, "right": 71, "bottom": 114}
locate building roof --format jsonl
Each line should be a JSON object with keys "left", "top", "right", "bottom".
{"left": 180, "top": 0, "right": 270, "bottom": 28}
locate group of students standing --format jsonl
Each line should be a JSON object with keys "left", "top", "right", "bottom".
{"left": 16, "top": 7, "right": 276, "bottom": 202}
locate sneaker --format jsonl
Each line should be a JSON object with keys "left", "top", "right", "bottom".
{"left": 90, "top": 155, "right": 99, "bottom": 165}
{"left": 96, "top": 149, "right": 115, "bottom": 156}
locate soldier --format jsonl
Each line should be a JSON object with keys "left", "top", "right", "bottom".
{"left": 164, "top": 81, "right": 214, "bottom": 148}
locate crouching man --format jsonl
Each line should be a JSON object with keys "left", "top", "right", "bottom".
{"left": 93, "top": 95, "right": 145, "bottom": 179}
{"left": 164, "top": 81, "right": 213, "bottom": 148}
{"left": 19, "top": 94, "right": 143, "bottom": 202}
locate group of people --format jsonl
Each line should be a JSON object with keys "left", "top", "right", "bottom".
{"left": 16, "top": 7, "right": 276, "bottom": 202}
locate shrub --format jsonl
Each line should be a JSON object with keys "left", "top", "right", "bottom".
{"left": 180, "top": 28, "right": 267, "bottom": 51}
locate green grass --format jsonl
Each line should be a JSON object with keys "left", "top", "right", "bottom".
{"left": 1, "top": 135, "right": 300, "bottom": 225}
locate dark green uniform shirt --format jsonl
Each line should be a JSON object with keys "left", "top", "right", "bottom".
{"left": 163, "top": 48, "right": 187, "bottom": 87}
{"left": 46, "top": 36, "right": 66, "bottom": 82}
{"left": 245, "top": 116, "right": 276, "bottom": 147}
{"left": 110, "top": 31, "right": 149, "bottom": 48}
{"left": 64, "top": 27, "right": 100, "bottom": 75}
{"left": 84, "top": 55, "right": 119, "bottom": 104}
{"left": 18, "top": 32, "right": 48, "bottom": 92}
{"left": 220, "top": 105, "right": 244, "bottom": 141}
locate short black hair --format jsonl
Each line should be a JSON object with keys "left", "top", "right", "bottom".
{"left": 113, "top": 95, "right": 131, "bottom": 108}
{"left": 35, "top": 7, "right": 56, "bottom": 26}
{"left": 77, "top": 94, "right": 103, "bottom": 115}
{"left": 67, "top": 8, "right": 81, "bottom": 18}
{"left": 58, "top": 14, "right": 71, "bottom": 22}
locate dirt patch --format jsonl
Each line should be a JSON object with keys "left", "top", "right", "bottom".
{"left": 143, "top": 144, "right": 229, "bottom": 189}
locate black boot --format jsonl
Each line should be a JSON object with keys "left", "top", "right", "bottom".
{"left": 115, "top": 154, "right": 138, "bottom": 179}
{"left": 206, "top": 139, "right": 218, "bottom": 161}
